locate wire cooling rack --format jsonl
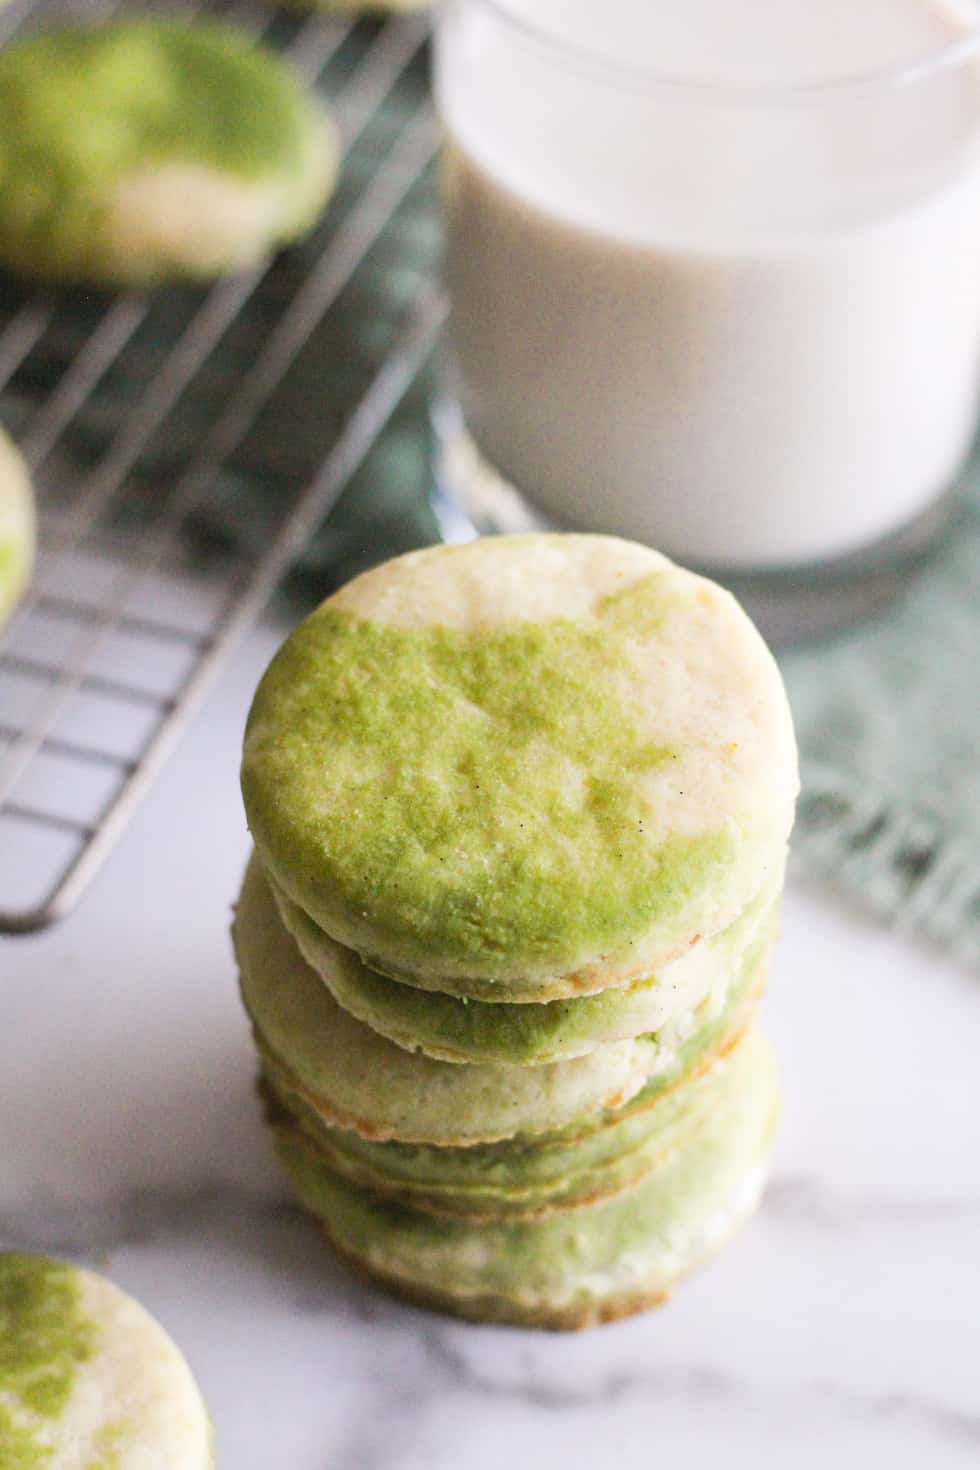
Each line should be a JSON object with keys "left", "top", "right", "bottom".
{"left": 0, "top": 0, "right": 445, "bottom": 932}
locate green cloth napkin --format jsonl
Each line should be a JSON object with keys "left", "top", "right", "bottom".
{"left": 780, "top": 481, "right": 980, "bottom": 968}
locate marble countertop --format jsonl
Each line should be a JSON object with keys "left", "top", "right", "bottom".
{"left": 2, "top": 620, "right": 979, "bottom": 1470}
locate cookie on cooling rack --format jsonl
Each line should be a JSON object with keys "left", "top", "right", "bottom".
{"left": 0, "top": 18, "right": 339, "bottom": 286}
{"left": 0, "top": 426, "right": 34, "bottom": 628}
{"left": 0, "top": 1252, "right": 212, "bottom": 1467}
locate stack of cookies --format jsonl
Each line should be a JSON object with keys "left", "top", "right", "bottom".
{"left": 235, "top": 535, "right": 797, "bottom": 1328}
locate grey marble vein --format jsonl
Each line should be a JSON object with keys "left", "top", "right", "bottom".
{"left": 0, "top": 1180, "right": 301, "bottom": 1258}
{"left": 3, "top": 1171, "right": 978, "bottom": 1465}
{"left": 765, "top": 1175, "right": 980, "bottom": 1230}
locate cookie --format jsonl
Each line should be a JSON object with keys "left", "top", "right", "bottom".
{"left": 242, "top": 535, "right": 797, "bottom": 1001}
{"left": 258, "top": 894, "right": 769, "bottom": 1220}
{"left": 235, "top": 854, "right": 672, "bottom": 1146}
{"left": 273, "top": 866, "right": 780, "bottom": 1064}
{"left": 0, "top": 1252, "right": 212, "bottom": 1466}
{"left": 271, "top": 1027, "right": 779, "bottom": 1329}
{"left": 0, "top": 428, "right": 33, "bottom": 628}
{"left": 0, "top": 18, "right": 338, "bottom": 285}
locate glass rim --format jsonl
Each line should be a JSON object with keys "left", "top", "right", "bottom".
{"left": 450, "top": 0, "right": 980, "bottom": 105}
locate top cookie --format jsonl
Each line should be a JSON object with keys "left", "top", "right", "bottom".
{"left": 242, "top": 535, "right": 797, "bottom": 999}
{"left": 0, "top": 18, "right": 338, "bottom": 285}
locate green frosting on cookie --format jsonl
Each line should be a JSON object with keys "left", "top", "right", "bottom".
{"left": 0, "top": 1253, "right": 96, "bottom": 1462}
{"left": 276, "top": 870, "right": 776, "bottom": 1062}
{"left": 243, "top": 588, "right": 733, "bottom": 985}
{"left": 0, "top": 19, "right": 313, "bottom": 277}
{"left": 83, "top": 1418, "right": 128, "bottom": 1470}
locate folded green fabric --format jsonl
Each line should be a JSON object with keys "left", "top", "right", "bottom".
{"left": 781, "top": 476, "right": 980, "bottom": 969}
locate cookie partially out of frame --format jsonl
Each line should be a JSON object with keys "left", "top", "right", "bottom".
{"left": 0, "top": 1252, "right": 212, "bottom": 1467}
{"left": 0, "top": 427, "right": 33, "bottom": 628}
{"left": 0, "top": 18, "right": 339, "bottom": 285}
{"left": 272, "top": 1027, "right": 779, "bottom": 1330}
{"left": 242, "top": 535, "right": 797, "bottom": 1002}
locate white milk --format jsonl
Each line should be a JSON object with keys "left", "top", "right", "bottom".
{"left": 436, "top": 0, "right": 980, "bottom": 568}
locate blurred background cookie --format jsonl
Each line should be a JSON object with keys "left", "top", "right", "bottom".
{"left": 0, "top": 17, "right": 339, "bottom": 286}
{"left": 0, "top": 425, "right": 33, "bottom": 629}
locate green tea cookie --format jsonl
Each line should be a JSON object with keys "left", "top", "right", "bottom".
{"left": 0, "top": 1252, "right": 212, "bottom": 1467}
{"left": 260, "top": 904, "right": 770, "bottom": 1220}
{"left": 273, "top": 864, "right": 780, "bottom": 1063}
{"left": 0, "top": 18, "right": 339, "bottom": 285}
{"left": 235, "top": 854, "right": 677, "bottom": 1145}
{"left": 0, "top": 428, "right": 33, "bottom": 628}
{"left": 273, "top": 1026, "right": 779, "bottom": 1329}
{"left": 265, "top": 1004, "right": 760, "bottom": 1222}
{"left": 242, "top": 535, "right": 797, "bottom": 1001}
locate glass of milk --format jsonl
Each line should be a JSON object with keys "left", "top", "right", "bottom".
{"left": 433, "top": 0, "right": 980, "bottom": 638}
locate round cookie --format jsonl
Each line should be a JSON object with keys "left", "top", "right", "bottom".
{"left": 272, "top": 1027, "right": 780, "bottom": 1329}
{"left": 0, "top": 428, "right": 33, "bottom": 628}
{"left": 273, "top": 864, "right": 780, "bottom": 1062}
{"left": 242, "top": 535, "right": 798, "bottom": 1001}
{"left": 235, "top": 855, "right": 669, "bottom": 1145}
{"left": 260, "top": 911, "right": 770, "bottom": 1219}
{"left": 265, "top": 1010, "right": 760, "bottom": 1221}
{"left": 0, "top": 1252, "right": 212, "bottom": 1467}
{"left": 0, "top": 19, "right": 339, "bottom": 286}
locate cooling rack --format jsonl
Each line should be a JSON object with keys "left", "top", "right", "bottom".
{"left": 0, "top": 0, "right": 445, "bottom": 932}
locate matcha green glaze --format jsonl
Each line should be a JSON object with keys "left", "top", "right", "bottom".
{"left": 595, "top": 575, "right": 686, "bottom": 636}
{"left": 0, "top": 1253, "right": 95, "bottom": 1463}
{"left": 0, "top": 19, "right": 322, "bottom": 281}
{"left": 274, "top": 1029, "right": 779, "bottom": 1326}
{"left": 82, "top": 1417, "right": 127, "bottom": 1470}
{"left": 276, "top": 870, "right": 777, "bottom": 1064}
{"left": 261, "top": 914, "right": 771, "bottom": 1219}
{"left": 242, "top": 592, "right": 735, "bottom": 992}
{"left": 0, "top": 1405, "right": 50, "bottom": 1470}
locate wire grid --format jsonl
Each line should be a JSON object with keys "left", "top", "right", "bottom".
{"left": 0, "top": 0, "right": 446, "bottom": 932}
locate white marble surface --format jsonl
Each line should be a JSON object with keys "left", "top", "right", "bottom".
{"left": 2, "top": 619, "right": 980, "bottom": 1469}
